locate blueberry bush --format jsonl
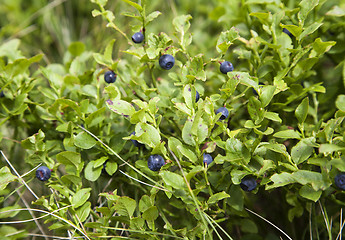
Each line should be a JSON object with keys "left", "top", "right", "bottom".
{"left": 1, "top": 0, "right": 345, "bottom": 239}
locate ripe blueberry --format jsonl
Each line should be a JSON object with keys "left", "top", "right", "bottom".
{"left": 335, "top": 173, "right": 345, "bottom": 190}
{"left": 0, "top": 91, "right": 4, "bottom": 98}
{"left": 215, "top": 107, "right": 229, "bottom": 120}
{"left": 220, "top": 61, "right": 234, "bottom": 74}
{"left": 130, "top": 131, "right": 143, "bottom": 147}
{"left": 159, "top": 54, "right": 175, "bottom": 70}
{"left": 104, "top": 70, "right": 117, "bottom": 83}
{"left": 240, "top": 176, "right": 257, "bottom": 192}
{"left": 147, "top": 154, "right": 165, "bottom": 171}
{"left": 36, "top": 166, "right": 51, "bottom": 181}
{"left": 283, "top": 28, "right": 293, "bottom": 38}
{"left": 132, "top": 32, "right": 144, "bottom": 43}
{"left": 196, "top": 91, "right": 200, "bottom": 103}
{"left": 203, "top": 153, "right": 213, "bottom": 165}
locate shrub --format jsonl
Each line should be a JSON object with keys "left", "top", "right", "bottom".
{"left": 1, "top": 0, "right": 345, "bottom": 239}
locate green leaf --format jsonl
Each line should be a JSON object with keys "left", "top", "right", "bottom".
{"left": 135, "top": 122, "right": 161, "bottom": 148}
{"left": 298, "top": 22, "right": 323, "bottom": 41}
{"left": 207, "top": 191, "right": 230, "bottom": 205}
{"left": 68, "top": 42, "right": 85, "bottom": 56}
{"left": 298, "top": 0, "right": 319, "bottom": 26}
{"left": 260, "top": 85, "right": 276, "bottom": 107}
{"left": 114, "top": 196, "right": 137, "bottom": 218}
{"left": 293, "top": 170, "right": 327, "bottom": 191}
{"left": 105, "top": 161, "right": 117, "bottom": 175}
{"left": 319, "top": 144, "right": 345, "bottom": 153}
{"left": 248, "top": 96, "right": 264, "bottom": 124}
{"left": 120, "top": 0, "right": 143, "bottom": 12}
{"left": 326, "top": 5, "right": 345, "bottom": 17}
{"left": 76, "top": 202, "right": 91, "bottom": 222}
{"left": 266, "top": 172, "right": 295, "bottom": 190}
{"left": 291, "top": 138, "right": 315, "bottom": 165}
{"left": 145, "top": 11, "right": 161, "bottom": 26}
{"left": 281, "top": 25, "right": 303, "bottom": 37}
{"left": 90, "top": 0, "right": 108, "bottom": 7}
{"left": 273, "top": 130, "right": 301, "bottom": 139}
{"left": 183, "top": 84, "right": 193, "bottom": 110}
{"left": 72, "top": 188, "right": 91, "bottom": 208}
{"left": 74, "top": 132, "right": 97, "bottom": 149}
{"left": 264, "top": 112, "right": 282, "bottom": 123}
{"left": 0, "top": 39, "right": 22, "bottom": 61}
{"left": 230, "top": 71, "right": 258, "bottom": 90}
{"left": 312, "top": 38, "right": 336, "bottom": 56}
{"left": 227, "top": 185, "right": 243, "bottom": 211}
{"left": 168, "top": 137, "right": 183, "bottom": 159}
{"left": 182, "top": 118, "right": 196, "bottom": 146}
{"left": 299, "top": 185, "right": 322, "bottom": 202}
{"left": 295, "top": 98, "right": 309, "bottom": 123}
{"left": 263, "top": 143, "right": 289, "bottom": 158}
{"left": 240, "top": 219, "right": 258, "bottom": 234}
{"left": 177, "top": 145, "right": 197, "bottom": 163}
{"left": 173, "top": 15, "right": 192, "bottom": 34}
{"left": 142, "top": 206, "right": 159, "bottom": 221}
{"left": 0, "top": 167, "right": 17, "bottom": 191}
{"left": 56, "top": 151, "right": 81, "bottom": 168}
{"left": 336, "top": 95, "right": 345, "bottom": 111}
{"left": 0, "top": 205, "right": 21, "bottom": 218}
{"left": 225, "top": 138, "right": 250, "bottom": 164}
{"left": 216, "top": 27, "right": 239, "bottom": 54}
{"left": 84, "top": 160, "right": 103, "bottom": 182}
{"left": 139, "top": 195, "right": 152, "bottom": 213}
{"left": 106, "top": 99, "right": 136, "bottom": 118}
{"left": 159, "top": 171, "right": 186, "bottom": 189}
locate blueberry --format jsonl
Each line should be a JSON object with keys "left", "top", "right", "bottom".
{"left": 335, "top": 173, "right": 345, "bottom": 190}
{"left": 132, "top": 32, "right": 144, "bottom": 43}
{"left": 196, "top": 91, "right": 200, "bottom": 103}
{"left": 130, "top": 131, "right": 143, "bottom": 147}
{"left": 240, "top": 176, "right": 257, "bottom": 192}
{"left": 0, "top": 91, "right": 4, "bottom": 98}
{"left": 283, "top": 28, "right": 293, "bottom": 38}
{"left": 36, "top": 166, "right": 51, "bottom": 181}
{"left": 203, "top": 153, "right": 213, "bottom": 165}
{"left": 159, "top": 54, "right": 175, "bottom": 70}
{"left": 147, "top": 154, "right": 165, "bottom": 171}
{"left": 220, "top": 61, "right": 234, "bottom": 74}
{"left": 215, "top": 107, "right": 229, "bottom": 120}
{"left": 104, "top": 70, "right": 117, "bottom": 83}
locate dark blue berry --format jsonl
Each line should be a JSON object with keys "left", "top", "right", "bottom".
{"left": 148, "top": 154, "right": 165, "bottom": 171}
{"left": 0, "top": 91, "right": 4, "bottom": 98}
{"left": 132, "top": 32, "right": 144, "bottom": 43}
{"left": 104, "top": 70, "right": 117, "bottom": 83}
{"left": 215, "top": 107, "right": 229, "bottom": 120}
{"left": 130, "top": 131, "right": 143, "bottom": 147}
{"left": 36, "top": 166, "right": 51, "bottom": 181}
{"left": 196, "top": 91, "right": 200, "bottom": 103}
{"left": 159, "top": 54, "right": 175, "bottom": 70}
{"left": 220, "top": 61, "right": 234, "bottom": 74}
{"left": 240, "top": 176, "right": 257, "bottom": 192}
{"left": 335, "top": 173, "right": 345, "bottom": 190}
{"left": 203, "top": 153, "right": 213, "bottom": 165}
{"left": 283, "top": 28, "right": 293, "bottom": 38}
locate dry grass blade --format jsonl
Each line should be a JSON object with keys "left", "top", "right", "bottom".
{"left": 0, "top": 206, "right": 90, "bottom": 240}
{"left": 245, "top": 208, "right": 292, "bottom": 240}
{"left": 0, "top": 150, "right": 39, "bottom": 200}
{"left": 80, "top": 125, "right": 170, "bottom": 192}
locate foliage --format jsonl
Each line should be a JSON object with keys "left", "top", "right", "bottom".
{"left": 1, "top": 0, "right": 345, "bottom": 239}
